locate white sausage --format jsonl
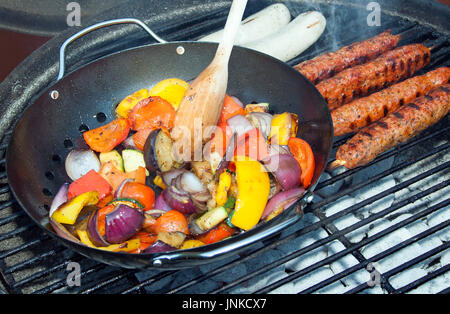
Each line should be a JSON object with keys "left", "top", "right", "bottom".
{"left": 243, "top": 11, "right": 326, "bottom": 62}
{"left": 198, "top": 3, "right": 291, "bottom": 45}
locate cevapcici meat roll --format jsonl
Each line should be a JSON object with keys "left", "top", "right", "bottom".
{"left": 334, "top": 84, "right": 449, "bottom": 169}
{"left": 295, "top": 30, "right": 400, "bottom": 84}
{"left": 332, "top": 67, "right": 450, "bottom": 136}
{"left": 317, "top": 43, "right": 431, "bottom": 110}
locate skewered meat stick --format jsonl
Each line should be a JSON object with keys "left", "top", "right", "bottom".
{"left": 317, "top": 43, "right": 431, "bottom": 111}
{"left": 331, "top": 84, "right": 449, "bottom": 169}
{"left": 295, "top": 30, "right": 401, "bottom": 84}
{"left": 332, "top": 67, "right": 450, "bottom": 136}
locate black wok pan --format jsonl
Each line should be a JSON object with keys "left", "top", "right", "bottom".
{"left": 6, "top": 19, "right": 332, "bottom": 269}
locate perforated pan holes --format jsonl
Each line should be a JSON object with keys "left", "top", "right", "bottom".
{"left": 64, "top": 138, "right": 73, "bottom": 149}
{"left": 78, "top": 124, "right": 89, "bottom": 133}
{"left": 95, "top": 112, "right": 107, "bottom": 123}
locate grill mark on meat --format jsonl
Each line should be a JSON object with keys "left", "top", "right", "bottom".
{"left": 393, "top": 112, "right": 404, "bottom": 119}
{"left": 407, "top": 102, "right": 420, "bottom": 110}
{"left": 295, "top": 31, "right": 400, "bottom": 84}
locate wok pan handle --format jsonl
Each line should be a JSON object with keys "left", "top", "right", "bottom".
{"left": 57, "top": 18, "right": 167, "bottom": 81}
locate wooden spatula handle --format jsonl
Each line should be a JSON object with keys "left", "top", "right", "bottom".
{"left": 215, "top": 0, "right": 249, "bottom": 65}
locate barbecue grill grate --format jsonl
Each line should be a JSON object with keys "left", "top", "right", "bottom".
{"left": 0, "top": 1, "right": 448, "bottom": 294}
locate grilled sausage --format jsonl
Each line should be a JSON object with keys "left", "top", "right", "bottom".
{"left": 294, "top": 30, "right": 400, "bottom": 84}
{"left": 332, "top": 67, "right": 450, "bottom": 136}
{"left": 335, "top": 84, "right": 450, "bottom": 169}
{"left": 317, "top": 44, "right": 431, "bottom": 111}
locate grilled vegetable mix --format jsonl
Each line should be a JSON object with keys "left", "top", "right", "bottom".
{"left": 50, "top": 78, "right": 315, "bottom": 253}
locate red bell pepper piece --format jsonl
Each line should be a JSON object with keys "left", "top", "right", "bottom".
{"left": 218, "top": 94, "right": 245, "bottom": 124}
{"left": 196, "top": 223, "right": 235, "bottom": 244}
{"left": 234, "top": 128, "right": 269, "bottom": 161}
{"left": 68, "top": 170, "right": 112, "bottom": 201}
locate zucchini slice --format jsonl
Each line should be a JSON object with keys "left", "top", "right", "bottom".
{"left": 99, "top": 150, "right": 124, "bottom": 171}
{"left": 195, "top": 206, "right": 229, "bottom": 231}
{"left": 122, "top": 149, "right": 148, "bottom": 175}
{"left": 106, "top": 197, "right": 144, "bottom": 209}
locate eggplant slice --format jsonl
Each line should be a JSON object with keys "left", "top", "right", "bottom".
{"left": 144, "top": 129, "right": 175, "bottom": 173}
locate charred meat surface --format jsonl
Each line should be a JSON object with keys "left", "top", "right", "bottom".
{"left": 332, "top": 67, "right": 450, "bottom": 136}
{"left": 336, "top": 84, "right": 450, "bottom": 169}
{"left": 295, "top": 30, "right": 400, "bottom": 84}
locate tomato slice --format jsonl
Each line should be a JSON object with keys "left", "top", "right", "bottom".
{"left": 154, "top": 210, "right": 189, "bottom": 235}
{"left": 83, "top": 118, "right": 130, "bottom": 153}
{"left": 288, "top": 137, "right": 315, "bottom": 188}
{"left": 218, "top": 94, "right": 245, "bottom": 124}
{"left": 119, "top": 181, "right": 155, "bottom": 211}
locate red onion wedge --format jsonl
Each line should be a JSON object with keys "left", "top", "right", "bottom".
{"left": 261, "top": 187, "right": 305, "bottom": 220}
{"left": 264, "top": 154, "right": 301, "bottom": 190}
{"left": 65, "top": 149, "right": 101, "bottom": 181}
{"left": 153, "top": 193, "right": 172, "bottom": 212}
{"left": 48, "top": 183, "right": 83, "bottom": 244}
{"left": 105, "top": 204, "right": 144, "bottom": 244}
{"left": 87, "top": 209, "right": 110, "bottom": 247}
{"left": 162, "top": 186, "right": 197, "bottom": 215}
{"left": 49, "top": 183, "right": 69, "bottom": 217}
{"left": 161, "top": 168, "right": 186, "bottom": 187}
{"left": 142, "top": 240, "right": 176, "bottom": 253}
{"left": 122, "top": 135, "right": 139, "bottom": 150}
{"left": 115, "top": 178, "right": 134, "bottom": 198}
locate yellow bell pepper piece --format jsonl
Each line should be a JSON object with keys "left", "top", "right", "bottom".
{"left": 149, "top": 78, "right": 190, "bottom": 111}
{"left": 269, "top": 112, "right": 298, "bottom": 145}
{"left": 51, "top": 191, "right": 99, "bottom": 225}
{"left": 230, "top": 157, "right": 270, "bottom": 231}
{"left": 215, "top": 171, "right": 232, "bottom": 206}
{"left": 153, "top": 175, "right": 166, "bottom": 190}
{"left": 180, "top": 239, "right": 205, "bottom": 250}
{"left": 116, "top": 88, "right": 150, "bottom": 118}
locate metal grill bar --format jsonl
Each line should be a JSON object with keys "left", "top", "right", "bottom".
{"left": 167, "top": 165, "right": 449, "bottom": 294}
{"left": 259, "top": 205, "right": 450, "bottom": 294}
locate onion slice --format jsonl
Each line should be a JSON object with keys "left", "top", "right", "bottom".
{"left": 143, "top": 240, "right": 176, "bottom": 253}
{"left": 246, "top": 112, "right": 273, "bottom": 139}
{"left": 153, "top": 193, "right": 172, "bottom": 212}
{"left": 65, "top": 149, "right": 101, "bottom": 181}
{"left": 227, "top": 115, "right": 254, "bottom": 138}
{"left": 261, "top": 187, "right": 305, "bottom": 220}
{"left": 180, "top": 171, "right": 207, "bottom": 194}
{"left": 115, "top": 178, "right": 134, "bottom": 198}
{"left": 161, "top": 168, "right": 186, "bottom": 187}
{"left": 162, "top": 186, "right": 197, "bottom": 215}
{"left": 264, "top": 154, "right": 301, "bottom": 190}
{"left": 87, "top": 209, "right": 110, "bottom": 247}
{"left": 49, "top": 183, "right": 69, "bottom": 217}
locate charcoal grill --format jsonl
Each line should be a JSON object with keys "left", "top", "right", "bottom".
{"left": 0, "top": 0, "right": 448, "bottom": 294}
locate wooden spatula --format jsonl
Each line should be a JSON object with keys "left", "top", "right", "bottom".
{"left": 172, "top": 0, "right": 248, "bottom": 162}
